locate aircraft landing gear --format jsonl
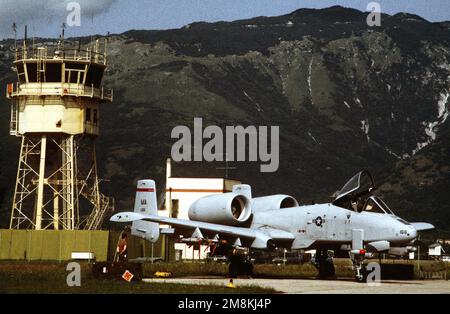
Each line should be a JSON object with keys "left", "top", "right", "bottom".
{"left": 228, "top": 255, "right": 253, "bottom": 278}
{"left": 313, "top": 250, "right": 335, "bottom": 279}
{"left": 350, "top": 252, "right": 367, "bottom": 282}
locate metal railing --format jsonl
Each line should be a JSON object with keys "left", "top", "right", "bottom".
{"left": 10, "top": 100, "right": 18, "bottom": 136}
{"left": 6, "top": 82, "right": 113, "bottom": 102}
{"left": 83, "top": 194, "right": 115, "bottom": 230}
{"left": 15, "top": 45, "right": 107, "bottom": 65}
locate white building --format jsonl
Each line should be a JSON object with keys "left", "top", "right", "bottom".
{"left": 158, "top": 159, "right": 241, "bottom": 260}
{"left": 428, "top": 243, "right": 445, "bottom": 257}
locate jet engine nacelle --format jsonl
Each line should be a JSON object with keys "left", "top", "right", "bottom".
{"left": 388, "top": 246, "right": 415, "bottom": 256}
{"left": 188, "top": 193, "right": 252, "bottom": 226}
{"left": 251, "top": 195, "right": 299, "bottom": 212}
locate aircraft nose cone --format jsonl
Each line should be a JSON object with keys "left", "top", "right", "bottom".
{"left": 110, "top": 214, "right": 122, "bottom": 222}
{"left": 409, "top": 226, "right": 418, "bottom": 239}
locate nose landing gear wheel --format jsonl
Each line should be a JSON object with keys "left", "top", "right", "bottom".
{"left": 355, "top": 265, "right": 369, "bottom": 282}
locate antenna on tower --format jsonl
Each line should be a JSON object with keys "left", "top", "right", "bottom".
{"left": 23, "top": 25, "right": 27, "bottom": 47}
{"left": 60, "top": 22, "right": 67, "bottom": 57}
{"left": 12, "top": 23, "right": 17, "bottom": 51}
{"left": 61, "top": 22, "right": 66, "bottom": 40}
{"left": 31, "top": 23, "right": 36, "bottom": 58}
{"left": 23, "top": 25, "right": 27, "bottom": 58}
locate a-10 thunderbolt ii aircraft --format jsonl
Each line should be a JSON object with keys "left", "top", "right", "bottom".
{"left": 110, "top": 170, "right": 434, "bottom": 281}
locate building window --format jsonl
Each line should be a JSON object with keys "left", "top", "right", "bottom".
{"left": 86, "top": 108, "right": 91, "bottom": 122}
{"left": 93, "top": 109, "right": 98, "bottom": 124}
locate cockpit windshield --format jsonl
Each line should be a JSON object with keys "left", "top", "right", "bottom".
{"left": 359, "top": 196, "right": 395, "bottom": 214}
{"left": 364, "top": 198, "right": 383, "bottom": 213}
{"left": 374, "top": 196, "right": 395, "bottom": 215}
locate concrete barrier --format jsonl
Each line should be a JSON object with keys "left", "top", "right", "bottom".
{"left": 0, "top": 229, "right": 109, "bottom": 261}
{"left": 0, "top": 229, "right": 175, "bottom": 262}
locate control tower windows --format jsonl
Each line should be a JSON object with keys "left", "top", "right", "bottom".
{"left": 85, "top": 65, "right": 104, "bottom": 88}
{"left": 44, "top": 63, "right": 62, "bottom": 82}
{"left": 65, "top": 62, "right": 87, "bottom": 84}
{"left": 65, "top": 62, "right": 85, "bottom": 70}
{"left": 16, "top": 63, "right": 26, "bottom": 84}
{"left": 27, "top": 63, "right": 37, "bottom": 82}
{"left": 17, "top": 62, "right": 63, "bottom": 83}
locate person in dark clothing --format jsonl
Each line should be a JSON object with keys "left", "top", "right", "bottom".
{"left": 117, "top": 233, "right": 128, "bottom": 261}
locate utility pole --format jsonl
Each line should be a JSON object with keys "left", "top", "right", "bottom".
{"left": 417, "top": 235, "right": 421, "bottom": 278}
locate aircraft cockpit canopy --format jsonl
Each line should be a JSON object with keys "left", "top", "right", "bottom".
{"left": 332, "top": 170, "right": 375, "bottom": 209}
{"left": 332, "top": 171, "right": 400, "bottom": 215}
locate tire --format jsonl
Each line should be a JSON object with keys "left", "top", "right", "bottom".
{"left": 356, "top": 267, "right": 368, "bottom": 283}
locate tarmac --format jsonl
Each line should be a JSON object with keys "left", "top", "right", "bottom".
{"left": 143, "top": 277, "right": 450, "bottom": 294}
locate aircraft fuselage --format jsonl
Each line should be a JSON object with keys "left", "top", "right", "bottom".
{"left": 251, "top": 203, "right": 417, "bottom": 250}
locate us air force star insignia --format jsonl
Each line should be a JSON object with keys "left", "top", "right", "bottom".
{"left": 315, "top": 216, "right": 323, "bottom": 227}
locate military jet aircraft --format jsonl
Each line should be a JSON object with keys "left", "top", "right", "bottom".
{"left": 110, "top": 170, "right": 434, "bottom": 281}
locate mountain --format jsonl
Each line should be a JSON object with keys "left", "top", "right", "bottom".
{"left": 0, "top": 6, "right": 449, "bottom": 235}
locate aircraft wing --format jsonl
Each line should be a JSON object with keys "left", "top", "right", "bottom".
{"left": 110, "top": 212, "right": 294, "bottom": 249}
{"left": 410, "top": 222, "right": 435, "bottom": 231}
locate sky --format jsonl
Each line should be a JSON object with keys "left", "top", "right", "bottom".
{"left": 1, "top": 0, "right": 450, "bottom": 39}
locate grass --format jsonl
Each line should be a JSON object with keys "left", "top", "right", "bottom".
{"left": 144, "top": 262, "right": 229, "bottom": 278}
{"left": 143, "top": 258, "right": 449, "bottom": 279}
{"left": 0, "top": 262, "right": 275, "bottom": 294}
{"left": 143, "top": 258, "right": 355, "bottom": 279}
{"left": 1, "top": 258, "right": 447, "bottom": 294}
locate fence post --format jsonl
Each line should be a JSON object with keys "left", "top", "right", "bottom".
{"left": 28, "top": 230, "right": 31, "bottom": 262}
{"left": 8, "top": 230, "right": 12, "bottom": 260}
{"left": 59, "top": 231, "right": 62, "bottom": 263}
{"left": 89, "top": 231, "right": 92, "bottom": 262}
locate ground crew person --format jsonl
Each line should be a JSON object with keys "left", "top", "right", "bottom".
{"left": 117, "top": 233, "right": 128, "bottom": 262}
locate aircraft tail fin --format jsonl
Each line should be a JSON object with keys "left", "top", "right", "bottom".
{"left": 131, "top": 179, "right": 160, "bottom": 242}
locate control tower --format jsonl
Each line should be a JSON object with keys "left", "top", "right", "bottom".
{"left": 6, "top": 36, "right": 114, "bottom": 230}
